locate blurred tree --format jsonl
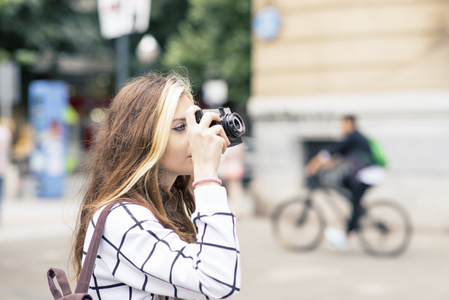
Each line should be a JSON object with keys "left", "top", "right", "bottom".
{"left": 149, "top": 0, "right": 189, "bottom": 50}
{"left": 161, "top": 0, "right": 251, "bottom": 106}
{"left": 0, "top": 0, "right": 107, "bottom": 68}
{"left": 0, "top": 0, "right": 251, "bottom": 104}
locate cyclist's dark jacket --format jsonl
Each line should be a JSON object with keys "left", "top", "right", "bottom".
{"left": 328, "top": 130, "right": 375, "bottom": 173}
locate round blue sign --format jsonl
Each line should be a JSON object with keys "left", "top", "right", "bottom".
{"left": 253, "top": 6, "right": 282, "bottom": 41}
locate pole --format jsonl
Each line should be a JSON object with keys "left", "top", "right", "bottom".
{"left": 115, "top": 35, "right": 130, "bottom": 91}
{"left": 0, "top": 61, "right": 20, "bottom": 128}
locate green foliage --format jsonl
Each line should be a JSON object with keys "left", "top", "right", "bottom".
{"left": 162, "top": 0, "right": 251, "bottom": 105}
{"left": 149, "top": 0, "right": 189, "bottom": 50}
{"left": 0, "top": 0, "right": 107, "bottom": 66}
{"left": 0, "top": 0, "right": 251, "bottom": 106}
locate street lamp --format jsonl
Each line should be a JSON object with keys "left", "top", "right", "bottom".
{"left": 136, "top": 34, "right": 160, "bottom": 65}
{"left": 202, "top": 79, "right": 228, "bottom": 106}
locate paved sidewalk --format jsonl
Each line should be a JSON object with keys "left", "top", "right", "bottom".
{"left": 1, "top": 176, "right": 448, "bottom": 300}
{"left": 0, "top": 176, "right": 83, "bottom": 243}
{"left": 0, "top": 197, "right": 77, "bottom": 242}
{"left": 233, "top": 217, "right": 449, "bottom": 300}
{"left": 0, "top": 176, "right": 83, "bottom": 300}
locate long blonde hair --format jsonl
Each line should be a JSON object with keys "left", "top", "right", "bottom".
{"left": 72, "top": 72, "right": 196, "bottom": 279}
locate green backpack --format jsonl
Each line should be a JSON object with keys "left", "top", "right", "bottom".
{"left": 368, "top": 138, "right": 388, "bottom": 167}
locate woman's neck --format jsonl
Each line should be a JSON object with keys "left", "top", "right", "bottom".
{"left": 159, "top": 170, "right": 177, "bottom": 191}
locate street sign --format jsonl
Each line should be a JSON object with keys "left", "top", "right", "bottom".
{"left": 98, "top": 0, "right": 151, "bottom": 39}
{"left": 253, "top": 6, "right": 282, "bottom": 41}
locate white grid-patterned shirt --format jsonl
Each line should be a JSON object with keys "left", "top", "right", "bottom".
{"left": 83, "top": 186, "right": 241, "bottom": 300}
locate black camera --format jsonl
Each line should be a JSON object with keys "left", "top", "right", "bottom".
{"left": 195, "top": 107, "right": 246, "bottom": 147}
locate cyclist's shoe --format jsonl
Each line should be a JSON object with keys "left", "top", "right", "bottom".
{"left": 325, "top": 227, "right": 350, "bottom": 251}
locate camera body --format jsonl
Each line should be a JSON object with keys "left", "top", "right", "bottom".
{"left": 195, "top": 107, "right": 246, "bottom": 147}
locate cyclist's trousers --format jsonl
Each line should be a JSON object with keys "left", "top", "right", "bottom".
{"left": 342, "top": 175, "right": 371, "bottom": 233}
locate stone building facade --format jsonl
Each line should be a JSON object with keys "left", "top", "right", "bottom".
{"left": 248, "top": 0, "right": 449, "bottom": 229}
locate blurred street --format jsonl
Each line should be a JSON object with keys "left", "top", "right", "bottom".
{"left": 0, "top": 177, "right": 448, "bottom": 300}
{"left": 2, "top": 1, "right": 449, "bottom": 299}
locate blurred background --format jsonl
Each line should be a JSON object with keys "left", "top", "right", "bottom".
{"left": 0, "top": 0, "right": 448, "bottom": 299}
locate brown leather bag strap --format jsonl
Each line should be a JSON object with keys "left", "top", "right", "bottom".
{"left": 47, "top": 268, "right": 73, "bottom": 298}
{"left": 75, "top": 202, "right": 118, "bottom": 294}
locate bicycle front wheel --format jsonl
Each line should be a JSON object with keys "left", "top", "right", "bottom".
{"left": 357, "top": 200, "right": 412, "bottom": 257}
{"left": 271, "top": 197, "right": 326, "bottom": 251}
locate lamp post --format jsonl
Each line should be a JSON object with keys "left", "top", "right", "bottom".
{"left": 115, "top": 35, "right": 130, "bottom": 90}
{"left": 97, "top": 0, "right": 151, "bottom": 90}
{"left": 202, "top": 79, "right": 228, "bottom": 107}
{"left": 0, "top": 60, "right": 20, "bottom": 128}
{"left": 136, "top": 34, "right": 160, "bottom": 65}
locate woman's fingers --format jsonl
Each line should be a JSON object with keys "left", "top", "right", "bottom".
{"left": 197, "top": 112, "right": 221, "bottom": 128}
{"left": 186, "top": 106, "right": 219, "bottom": 128}
{"left": 211, "top": 124, "right": 231, "bottom": 152}
{"left": 185, "top": 105, "right": 201, "bottom": 128}
{"left": 186, "top": 106, "right": 230, "bottom": 147}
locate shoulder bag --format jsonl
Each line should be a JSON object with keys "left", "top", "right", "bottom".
{"left": 46, "top": 202, "right": 116, "bottom": 300}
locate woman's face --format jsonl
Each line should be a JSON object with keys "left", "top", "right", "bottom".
{"left": 160, "top": 95, "right": 194, "bottom": 182}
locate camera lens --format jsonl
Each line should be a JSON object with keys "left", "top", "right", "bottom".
{"left": 222, "top": 113, "right": 246, "bottom": 138}
{"left": 233, "top": 119, "right": 241, "bottom": 130}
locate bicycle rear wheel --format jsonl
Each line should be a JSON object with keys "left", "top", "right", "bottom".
{"left": 357, "top": 200, "right": 412, "bottom": 256}
{"left": 271, "top": 197, "right": 326, "bottom": 251}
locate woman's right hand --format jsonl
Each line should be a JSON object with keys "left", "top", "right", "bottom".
{"left": 185, "top": 106, "right": 231, "bottom": 182}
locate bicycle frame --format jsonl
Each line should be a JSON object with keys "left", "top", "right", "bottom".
{"left": 305, "top": 173, "right": 356, "bottom": 228}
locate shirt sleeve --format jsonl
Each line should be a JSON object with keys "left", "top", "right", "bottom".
{"left": 328, "top": 132, "right": 356, "bottom": 156}
{"left": 88, "top": 185, "right": 240, "bottom": 300}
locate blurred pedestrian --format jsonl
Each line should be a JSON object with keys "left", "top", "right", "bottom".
{"left": 13, "top": 123, "right": 33, "bottom": 197}
{"left": 306, "top": 115, "right": 386, "bottom": 250}
{"left": 0, "top": 119, "right": 12, "bottom": 216}
{"left": 71, "top": 72, "right": 241, "bottom": 300}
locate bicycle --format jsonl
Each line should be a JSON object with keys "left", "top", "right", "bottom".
{"left": 271, "top": 171, "right": 413, "bottom": 256}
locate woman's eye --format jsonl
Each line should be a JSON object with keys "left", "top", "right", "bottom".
{"left": 173, "top": 124, "right": 186, "bottom": 132}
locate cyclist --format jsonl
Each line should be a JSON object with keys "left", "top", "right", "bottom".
{"left": 305, "top": 115, "right": 386, "bottom": 250}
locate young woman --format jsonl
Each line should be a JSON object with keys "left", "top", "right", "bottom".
{"left": 72, "top": 72, "right": 241, "bottom": 300}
